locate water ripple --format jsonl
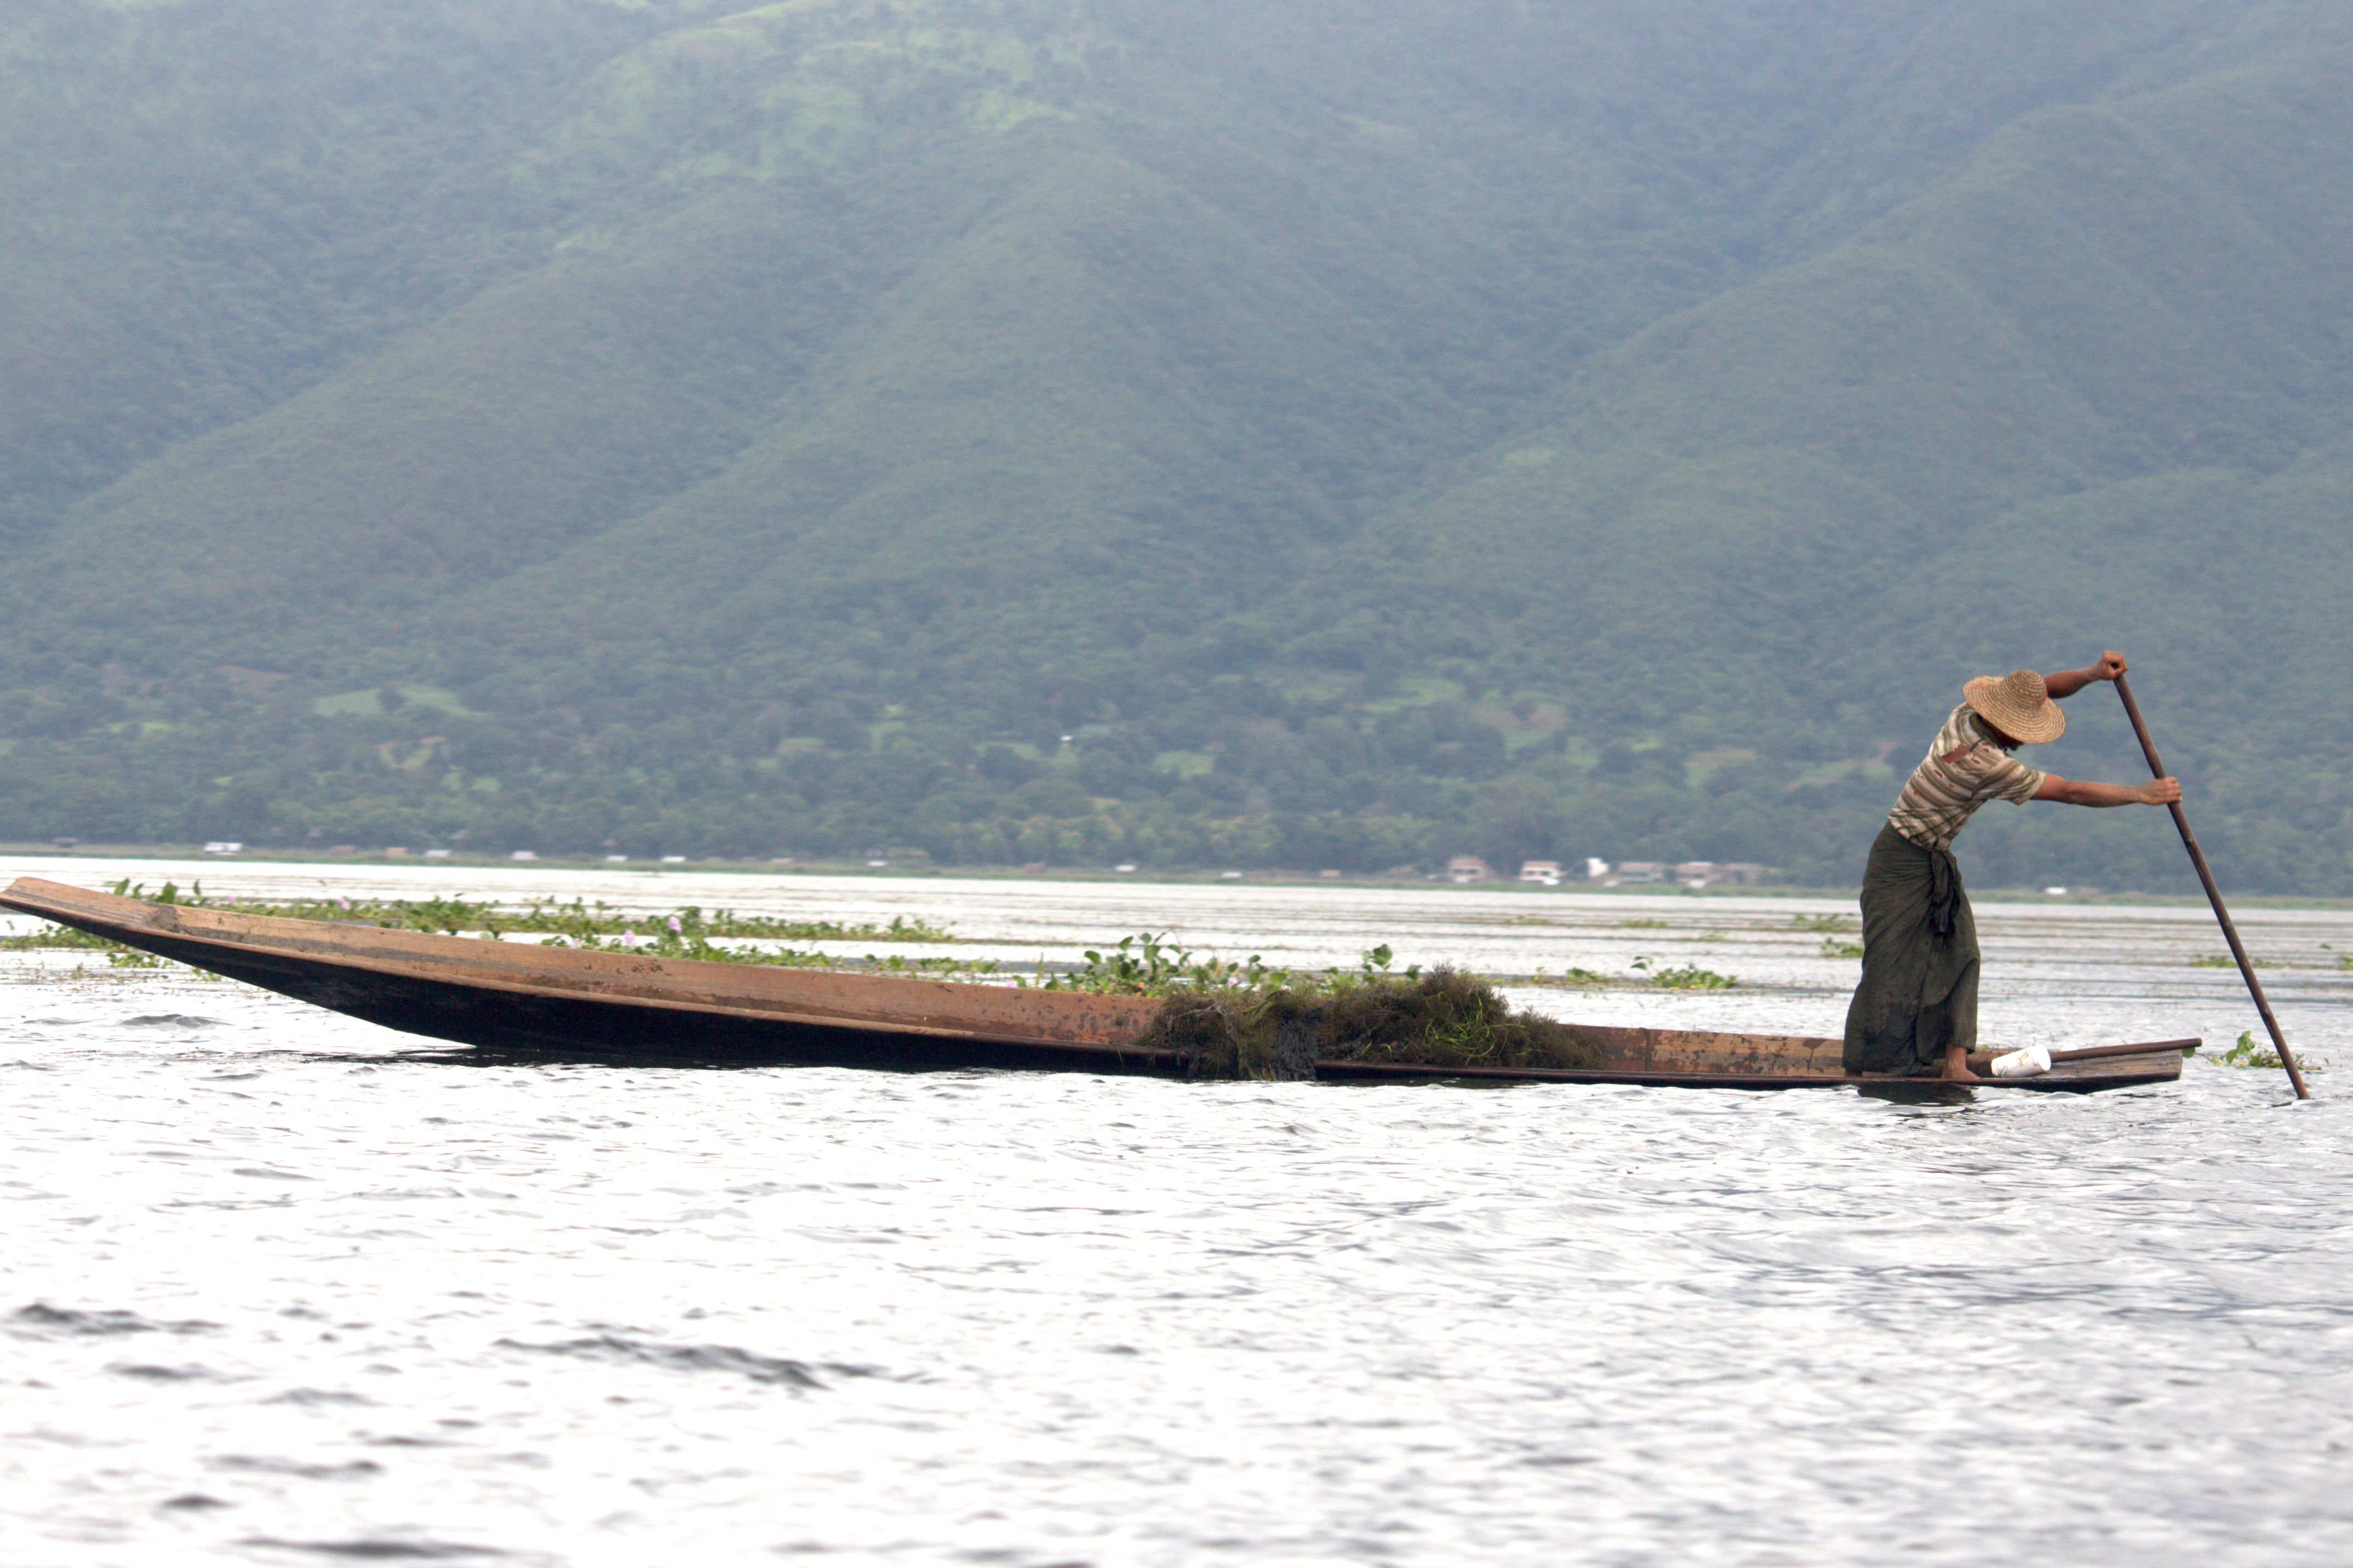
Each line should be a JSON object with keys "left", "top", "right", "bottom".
{"left": 4, "top": 875, "right": 2350, "bottom": 1564}
{"left": 496, "top": 1334, "right": 880, "bottom": 1390}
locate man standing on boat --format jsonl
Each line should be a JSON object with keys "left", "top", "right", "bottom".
{"left": 1844, "top": 652, "right": 2180, "bottom": 1082}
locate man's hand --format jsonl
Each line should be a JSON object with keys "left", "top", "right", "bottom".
{"left": 2141, "top": 776, "right": 2182, "bottom": 806}
{"left": 2045, "top": 651, "right": 2128, "bottom": 701}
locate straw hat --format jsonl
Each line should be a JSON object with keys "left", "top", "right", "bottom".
{"left": 1963, "top": 669, "right": 2066, "bottom": 745}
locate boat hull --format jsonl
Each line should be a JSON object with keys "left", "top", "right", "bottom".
{"left": 0, "top": 878, "right": 2186, "bottom": 1092}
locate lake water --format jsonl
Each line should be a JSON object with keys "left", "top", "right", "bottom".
{"left": 5, "top": 855, "right": 2350, "bottom": 1567}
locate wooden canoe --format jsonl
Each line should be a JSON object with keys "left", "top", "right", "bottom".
{"left": 0, "top": 877, "right": 2187, "bottom": 1092}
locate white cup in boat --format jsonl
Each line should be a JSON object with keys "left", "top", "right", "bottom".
{"left": 1990, "top": 1044, "right": 2053, "bottom": 1078}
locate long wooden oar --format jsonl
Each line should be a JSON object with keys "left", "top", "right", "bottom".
{"left": 2113, "top": 672, "right": 2309, "bottom": 1099}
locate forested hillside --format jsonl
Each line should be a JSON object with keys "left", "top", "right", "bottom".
{"left": 4, "top": 0, "right": 2347, "bottom": 892}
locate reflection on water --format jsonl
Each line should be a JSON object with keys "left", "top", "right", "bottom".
{"left": 4, "top": 857, "right": 2349, "bottom": 1565}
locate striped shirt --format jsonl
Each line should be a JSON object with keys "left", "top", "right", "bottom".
{"left": 1886, "top": 704, "right": 2047, "bottom": 851}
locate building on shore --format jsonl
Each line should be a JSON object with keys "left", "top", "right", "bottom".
{"left": 1584, "top": 858, "right": 1776, "bottom": 888}
{"left": 1674, "top": 860, "right": 1772, "bottom": 888}
{"left": 1446, "top": 855, "right": 1492, "bottom": 883}
{"left": 1518, "top": 860, "right": 1564, "bottom": 886}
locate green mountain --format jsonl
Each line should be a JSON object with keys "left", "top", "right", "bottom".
{"left": 4, "top": 0, "right": 2348, "bottom": 893}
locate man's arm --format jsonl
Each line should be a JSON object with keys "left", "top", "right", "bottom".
{"left": 2042, "top": 650, "right": 2129, "bottom": 700}
{"left": 2034, "top": 774, "right": 2181, "bottom": 807}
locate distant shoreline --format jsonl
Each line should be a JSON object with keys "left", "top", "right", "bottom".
{"left": 5, "top": 843, "right": 2348, "bottom": 911}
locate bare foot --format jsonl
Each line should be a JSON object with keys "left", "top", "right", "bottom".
{"left": 1942, "top": 1064, "right": 1982, "bottom": 1083}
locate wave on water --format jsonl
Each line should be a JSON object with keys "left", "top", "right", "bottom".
{"left": 10, "top": 1302, "right": 217, "bottom": 1339}
{"left": 266, "top": 1387, "right": 375, "bottom": 1406}
{"left": 234, "top": 1537, "right": 517, "bottom": 1561}
{"left": 497, "top": 1332, "right": 883, "bottom": 1389}
{"left": 108, "top": 1361, "right": 233, "bottom": 1381}
{"left": 13, "top": 872, "right": 2350, "bottom": 1567}
{"left": 211, "top": 1455, "right": 385, "bottom": 1480}
{"left": 121, "top": 1014, "right": 221, "bottom": 1028}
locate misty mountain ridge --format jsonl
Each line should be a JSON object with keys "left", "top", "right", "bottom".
{"left": 3, "top": 0, "right": 2347, "bottom": 891}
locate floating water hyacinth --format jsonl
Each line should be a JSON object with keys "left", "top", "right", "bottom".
{"left": 75, "top": 882, "right": 952, "bottom": 944}
{"left": 1137, "top": 968, "right": 1604, "bottom": 1081}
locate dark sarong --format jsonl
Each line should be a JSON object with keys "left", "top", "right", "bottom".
{"left": 1842, "top": 823, "right": 1979, "bottom": 1076}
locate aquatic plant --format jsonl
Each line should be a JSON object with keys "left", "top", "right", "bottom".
{"left": 2215, "top": 1030, "right": 2283, "bottom": 1069}
{"left": 1652, "top": 966, "right": 1737, "bottom": 989}
{"left": 539, "top": 928, "right": 831, "bottom": 967}
{"left": 1819, "top": 939, "right": 1865, "bottom": 958}
{"left": 1134, "top": 968, "right": 1602, "bottom": 1081}
{"left": 1052, "top": 932, "right": 1201, "bottom": 992}
{"left": 0, "top": 921, "right": 197, "bottom": 971}
{"left": 0, "top": 924, "right": 120, "bottom": 951}
{"left": 857, "top": 949, "right": 1004, "bottom": 977}
{"left": 2190, "top": 954, "right": 2271, "bottom": 968}
{"left": 1527, "top": 966, "right": 1612, "bottom": 987}
{"left": 542, "top": 922, "right": 1005, "bottom": 979}
{"left": 1024, "top": 934, "right": 1419, "bottom": 997}
{"left": 98, "top": 882, "right": 951, "bottom": 943}
{"left": 1633, "top": 958, "right": 1737, "bottom": 989}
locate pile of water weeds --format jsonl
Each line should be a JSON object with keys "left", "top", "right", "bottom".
{"left": 1135, "top": 968, "right": 1602, "bottom": 1081}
